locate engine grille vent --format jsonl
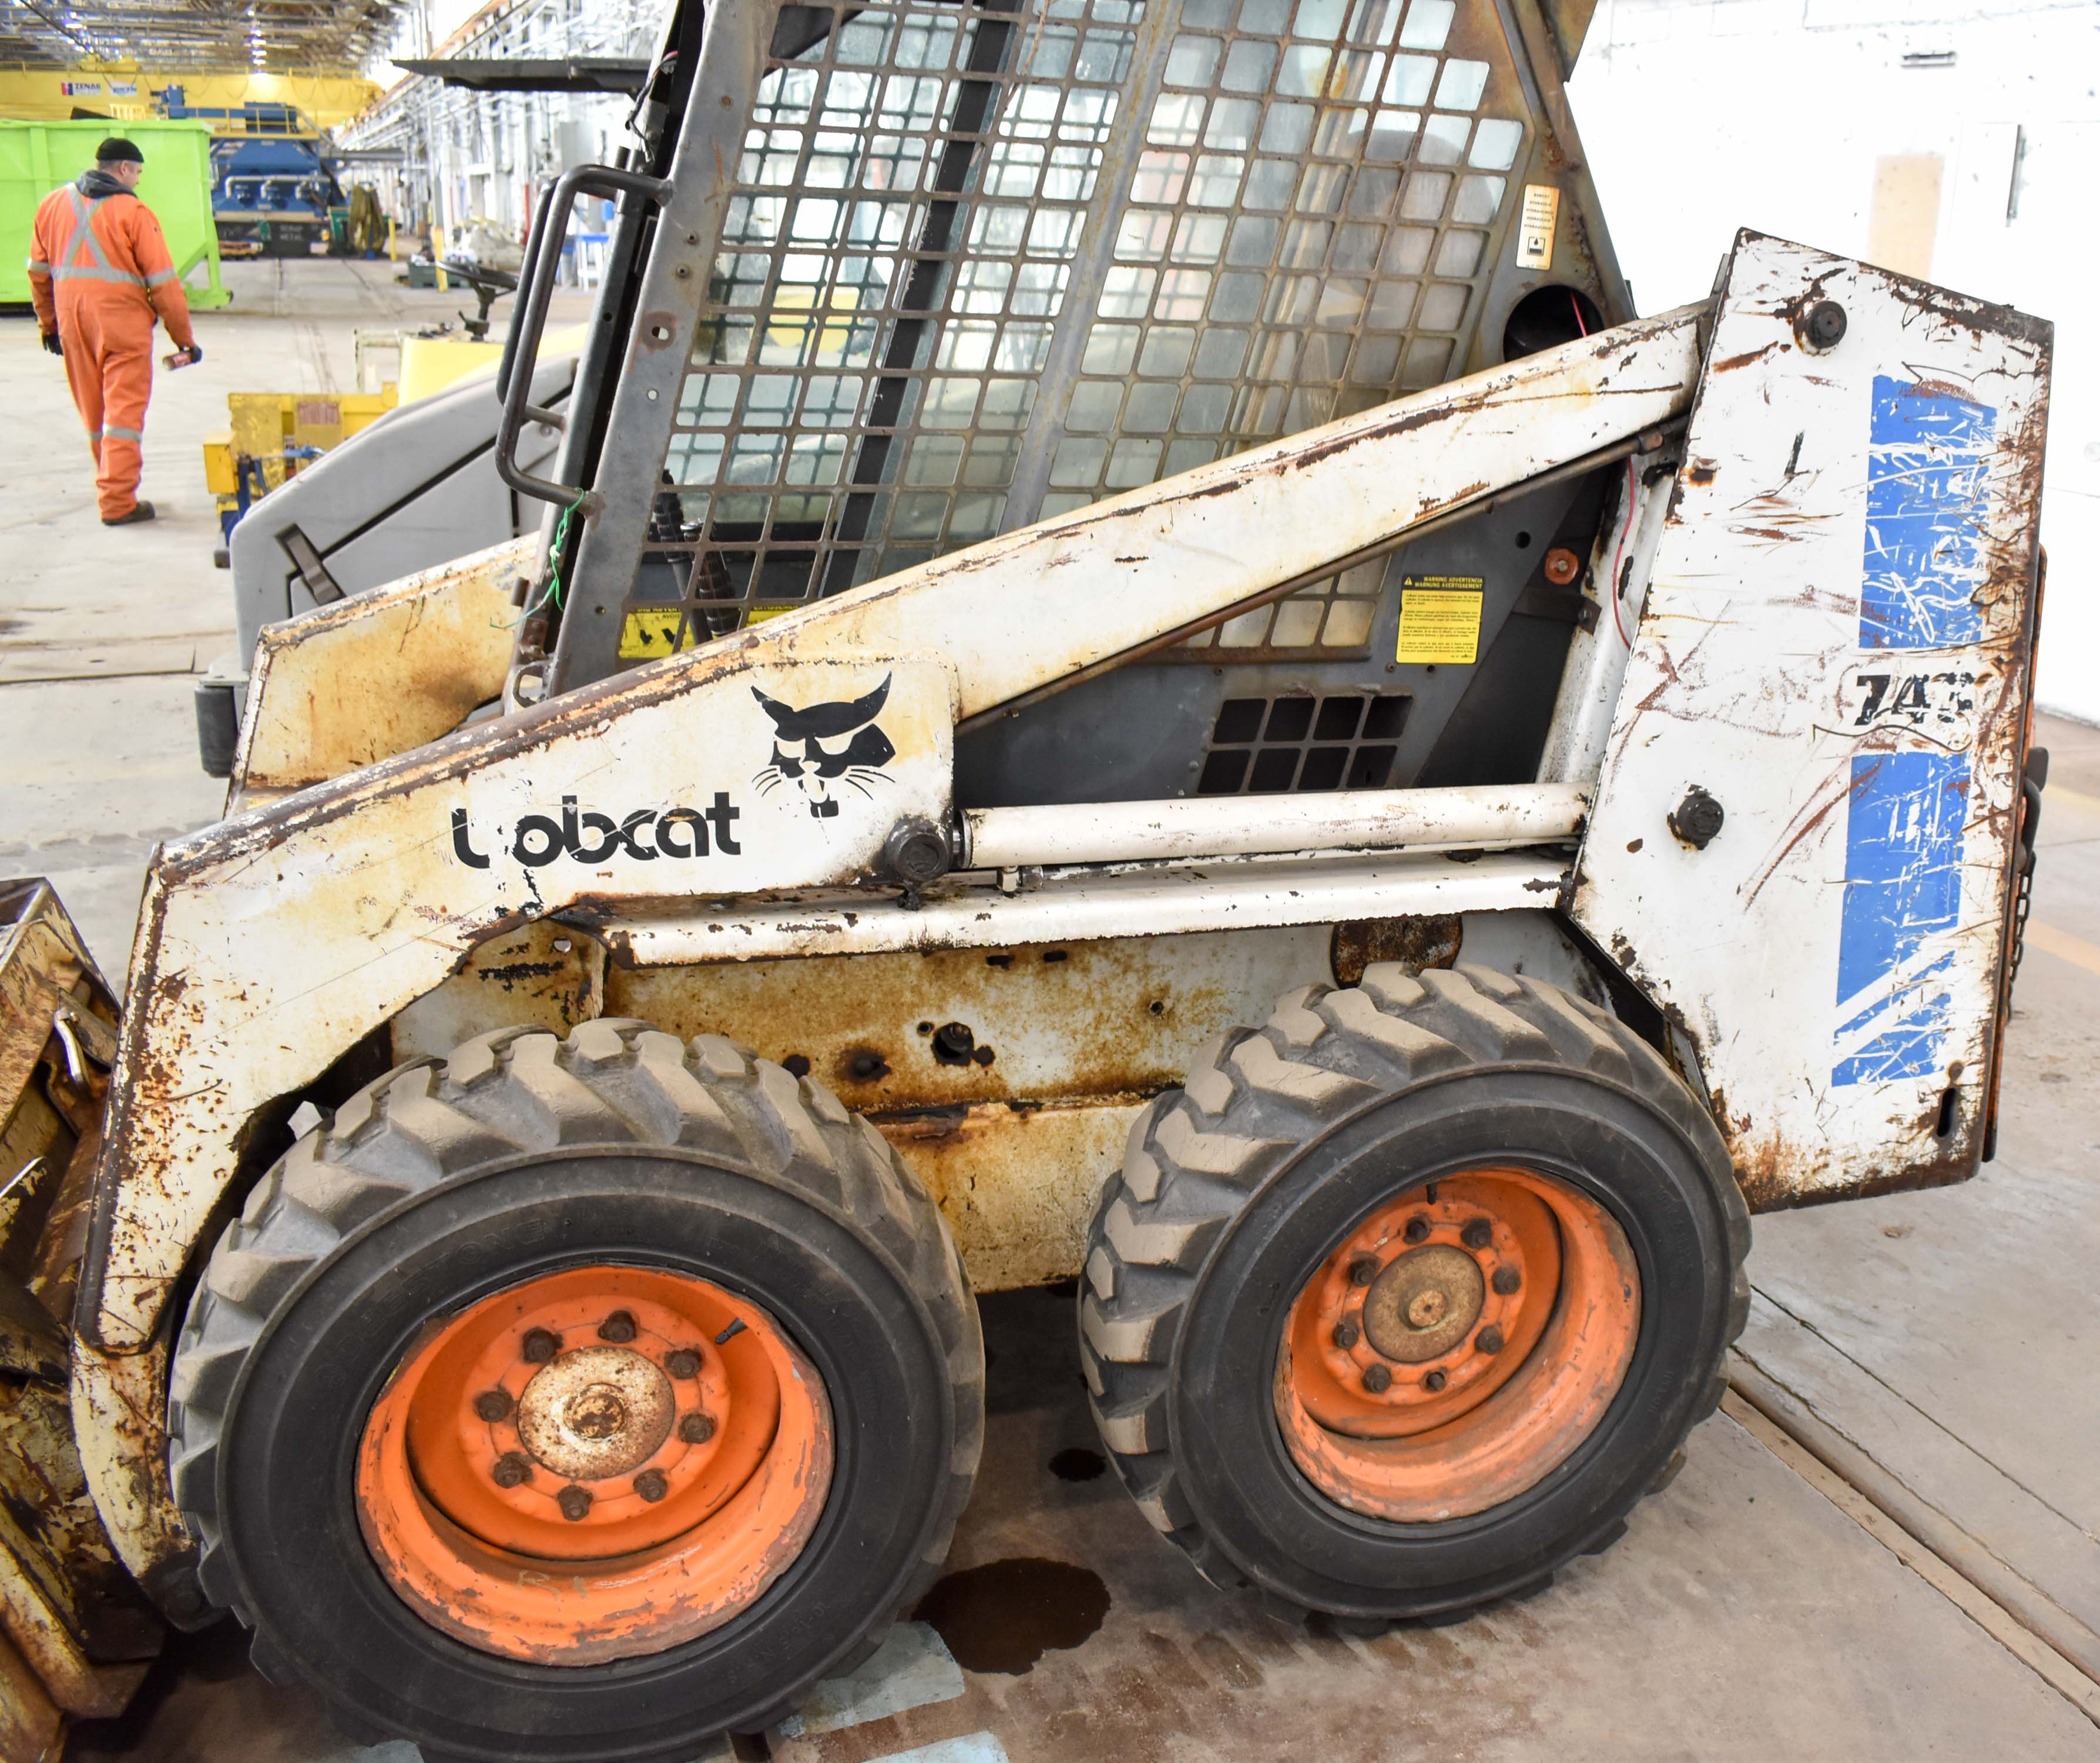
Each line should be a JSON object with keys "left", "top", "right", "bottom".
{"left": 1195, "top": 692, "right": 1408, "bottom": 794}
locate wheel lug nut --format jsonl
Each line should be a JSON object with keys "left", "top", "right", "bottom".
{"left": 473, "top": 1389, "right": 513, "bottom": 1423}
{"left": 598, "top": 1309, "right": 638, "bottom": 1343}
{"left": 557, "top": 1484, "right": 593, "bottom": 1521}
{"left": 1476, "top": 1325, "right": 1505, "bottom": 1354}
{"left": 1362, "top": 1364, "right": 1392, "bottom": 1393}
{"left": 1461, "top": 1219, "right": 1493, "bottom": 1251}
{"left": 1348, "top": 1257, "right": 1378, "bottom": 1287}
{"left": 679, "top": 1411, "right": 717, "bottom": 1444}
{"left": 665, "top": 1349, "right": 701, "bottom": 1379}
{"left": 522, "top": 1328, "right": 561, "bottom": 1363}
{"left": 634, "top": 1469, "right": 669, "bottom": 1503}
{"left": 1491, "top": 1265, "right": 1521, "bottom": 1296}
{"left": 1424, "top": 1370, "right": 1447, "bottom": 1393}
{"left": 491, "top": 1452, "right": 532, "bottom": 1488}
{"left": 1402, "top": 1216, "right": 1430, "bottom": 1245}
{"left": 1333, "top": 1320, "right": 1360, "bottom": 1349}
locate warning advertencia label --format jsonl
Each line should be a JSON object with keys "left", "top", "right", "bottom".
{"left": 1517, "top": 185, "right": 1559, "bottom": 270}
{"left": 1396, "top": 578, "right": 1485, "bottom": 665}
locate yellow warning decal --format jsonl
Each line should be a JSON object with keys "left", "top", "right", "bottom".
{"left": 1395, "top": 578, "right": 1485, "bottom": 665}
{"left": 618, "top": 608, "right": 691, "bottom": 660}
{"left": 618, "top": 604, "right": 801, "bottom": 660}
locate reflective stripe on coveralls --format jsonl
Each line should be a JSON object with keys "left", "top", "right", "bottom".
{"left": 29, "top": 179, "right": 194, "bottom": 519}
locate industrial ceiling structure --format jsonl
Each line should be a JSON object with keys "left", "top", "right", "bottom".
{"left": 0, "top": 0, "right": 401, "bottom": 72}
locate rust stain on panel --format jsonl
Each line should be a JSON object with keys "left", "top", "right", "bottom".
{"left": 602, "top": 926, "right": 1334, "bottom": 1114}
{"left": 879, "top": 1100, "right": 1146, "bottom": 1291}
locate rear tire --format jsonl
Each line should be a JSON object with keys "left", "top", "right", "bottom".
{"left": 1079, "top": 964, "right": 1748, "bottom": 1624}
{"left": 169, "top": 1020, "right": 981, "bottom": 1762}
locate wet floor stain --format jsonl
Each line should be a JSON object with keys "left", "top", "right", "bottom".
{"left": 913, "top": 1557, "right": 1111, "bottom": 1675}
{"left": 1047, "top": 1446, "right": 1106, "bottom": 1482}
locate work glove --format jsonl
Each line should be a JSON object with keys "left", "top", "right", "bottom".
{"left": 180, "top": 342, "right": 203, "bottom": 364}
{"left": 41, "top": 331, "right": 61, "bottom": 357}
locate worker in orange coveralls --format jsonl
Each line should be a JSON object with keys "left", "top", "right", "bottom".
{"left": 27, "top": 138, "right": 202, "bottom": 526}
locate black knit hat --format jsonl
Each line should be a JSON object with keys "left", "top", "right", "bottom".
{"left": 95, "top": 137, "right": 144, "bottom": 165}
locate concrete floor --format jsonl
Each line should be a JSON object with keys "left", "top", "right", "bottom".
{"left": 5, "top": 259, "right": 2100, "bottom": 1762}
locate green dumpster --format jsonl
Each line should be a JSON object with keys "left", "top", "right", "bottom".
{"left": 0, "top": 119, "right": 231, "bottom": 311}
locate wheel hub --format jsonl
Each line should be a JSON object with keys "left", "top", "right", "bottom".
{"left": 515, "top": 1346, "right": 674, "bottom": 1480}
{"left": 357, "top": 1263, "right": 833, "bottom": 1664}
{"left": 1363, "top": 1245, "right": 1484, "bottom": 1363}
{"left": 1273, "top": 1167, "right": 1642, "bottom": 1521}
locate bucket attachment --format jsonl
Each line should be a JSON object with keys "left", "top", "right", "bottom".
{"left": 0, "top": 882, "right": 161, "bottom": 1754}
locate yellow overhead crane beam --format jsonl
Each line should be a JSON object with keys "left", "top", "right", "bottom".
{"left": 0, "top": 69, "right": 380, "bottom": 129}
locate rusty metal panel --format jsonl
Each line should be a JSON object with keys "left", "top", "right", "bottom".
{"left": 390, "top": 921, "right": 609, "bottom": 1064}
{"left": 232, "top": 536, "right": 529, "bottom": 807}
{"left": 1572, "top": 232, "right": 2049, "bottom": 1209}
{"left": 0, "top": 1625, "right": 60, "bottom": 1763}
{"left": 883, "top": 1098, "right": 1145, "bottom": 1290}
{"left": 68, "top": 1342, "right": 193, "bottom": 1634}
{"left": 602, "top": 924, "right": 1335, "bottom": 1111}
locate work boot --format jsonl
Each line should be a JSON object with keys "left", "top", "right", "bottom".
{"left": 102, "top": 501, "right": 156, "bottom": 527}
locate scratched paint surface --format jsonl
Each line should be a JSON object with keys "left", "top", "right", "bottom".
{"left": 1831, "top": 380, "right": 1998, "bottom": 1088}
{"left": 1858, "top": 377, "right": 1995, "bottom": 650}
{"left": 1573, "top": 232, "right": 2050, "bottom": 1206}
{"left": 1832, "top": 754, "right": 1967, "bottom": 1084}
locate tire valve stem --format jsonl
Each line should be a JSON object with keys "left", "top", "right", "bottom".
{"left": 715, "top": 1318, "right": 748, "bottom": 1346}
{"left": 491, "top": 1452, "right": 532, "bottom": 1488}
{"left": 558, "top": 1485, "right": 593, "bottom": 1521}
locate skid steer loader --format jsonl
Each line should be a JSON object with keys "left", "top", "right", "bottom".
{"left": 0, "top": 0, "right": 2052, "bottom": 1754}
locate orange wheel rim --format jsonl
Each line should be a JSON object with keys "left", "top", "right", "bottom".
{"left": 357, "top": 1265, "right": 832, "bottom": 1664}
{"left": 1274, "top": 1169, "right": 1639, "bottom": 1521}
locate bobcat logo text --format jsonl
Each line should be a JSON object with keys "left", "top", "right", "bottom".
{"left": 449, "top": 795, "right": 742, "bottom": 869}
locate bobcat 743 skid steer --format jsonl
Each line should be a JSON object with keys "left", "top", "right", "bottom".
{"left": 0, "top": 0, "right": 2052, "bottom": 1754}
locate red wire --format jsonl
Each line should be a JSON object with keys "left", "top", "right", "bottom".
{"left": 1609, "top": 456, "right": 1636, "bottom": 648}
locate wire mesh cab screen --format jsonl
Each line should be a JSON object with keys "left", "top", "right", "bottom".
{"left": 615, "top": 0, "right": 1614, "bottom": 668}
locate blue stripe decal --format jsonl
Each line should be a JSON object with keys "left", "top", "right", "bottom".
{"left": 1859, "top": 376, "right": 1996, "bottom": 651}
{"left": 1832, "top": 753, "right": 1970, "bottom": 1086}
{"left": 1835, "top": 991, "right": 1959, "bottom": 1087}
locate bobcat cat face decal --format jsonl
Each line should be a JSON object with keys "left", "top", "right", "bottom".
{"left": 753, "top": 675, "right": 897, "bottom": 819}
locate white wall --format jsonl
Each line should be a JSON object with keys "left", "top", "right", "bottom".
{"left": 1568, "top": 0, "right": 2100, "bottom": 724}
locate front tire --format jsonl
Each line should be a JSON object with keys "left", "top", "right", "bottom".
{"left": 1080, "top": 964, "right": 1748, "bottom": 1623}
{"left": 169, "top": 1020, "right": 981, "bottom": 1762}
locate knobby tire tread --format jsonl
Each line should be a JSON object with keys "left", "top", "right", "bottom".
{"left": 1078, "top": 963, "right": 1750, "bottom": 1624}
{"left": 168, "top": 1019, "right": 982, "bottom": 1682}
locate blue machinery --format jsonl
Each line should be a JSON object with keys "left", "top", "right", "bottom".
{"left": 153, "top": 88, "right": 345, "bottom": 256}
